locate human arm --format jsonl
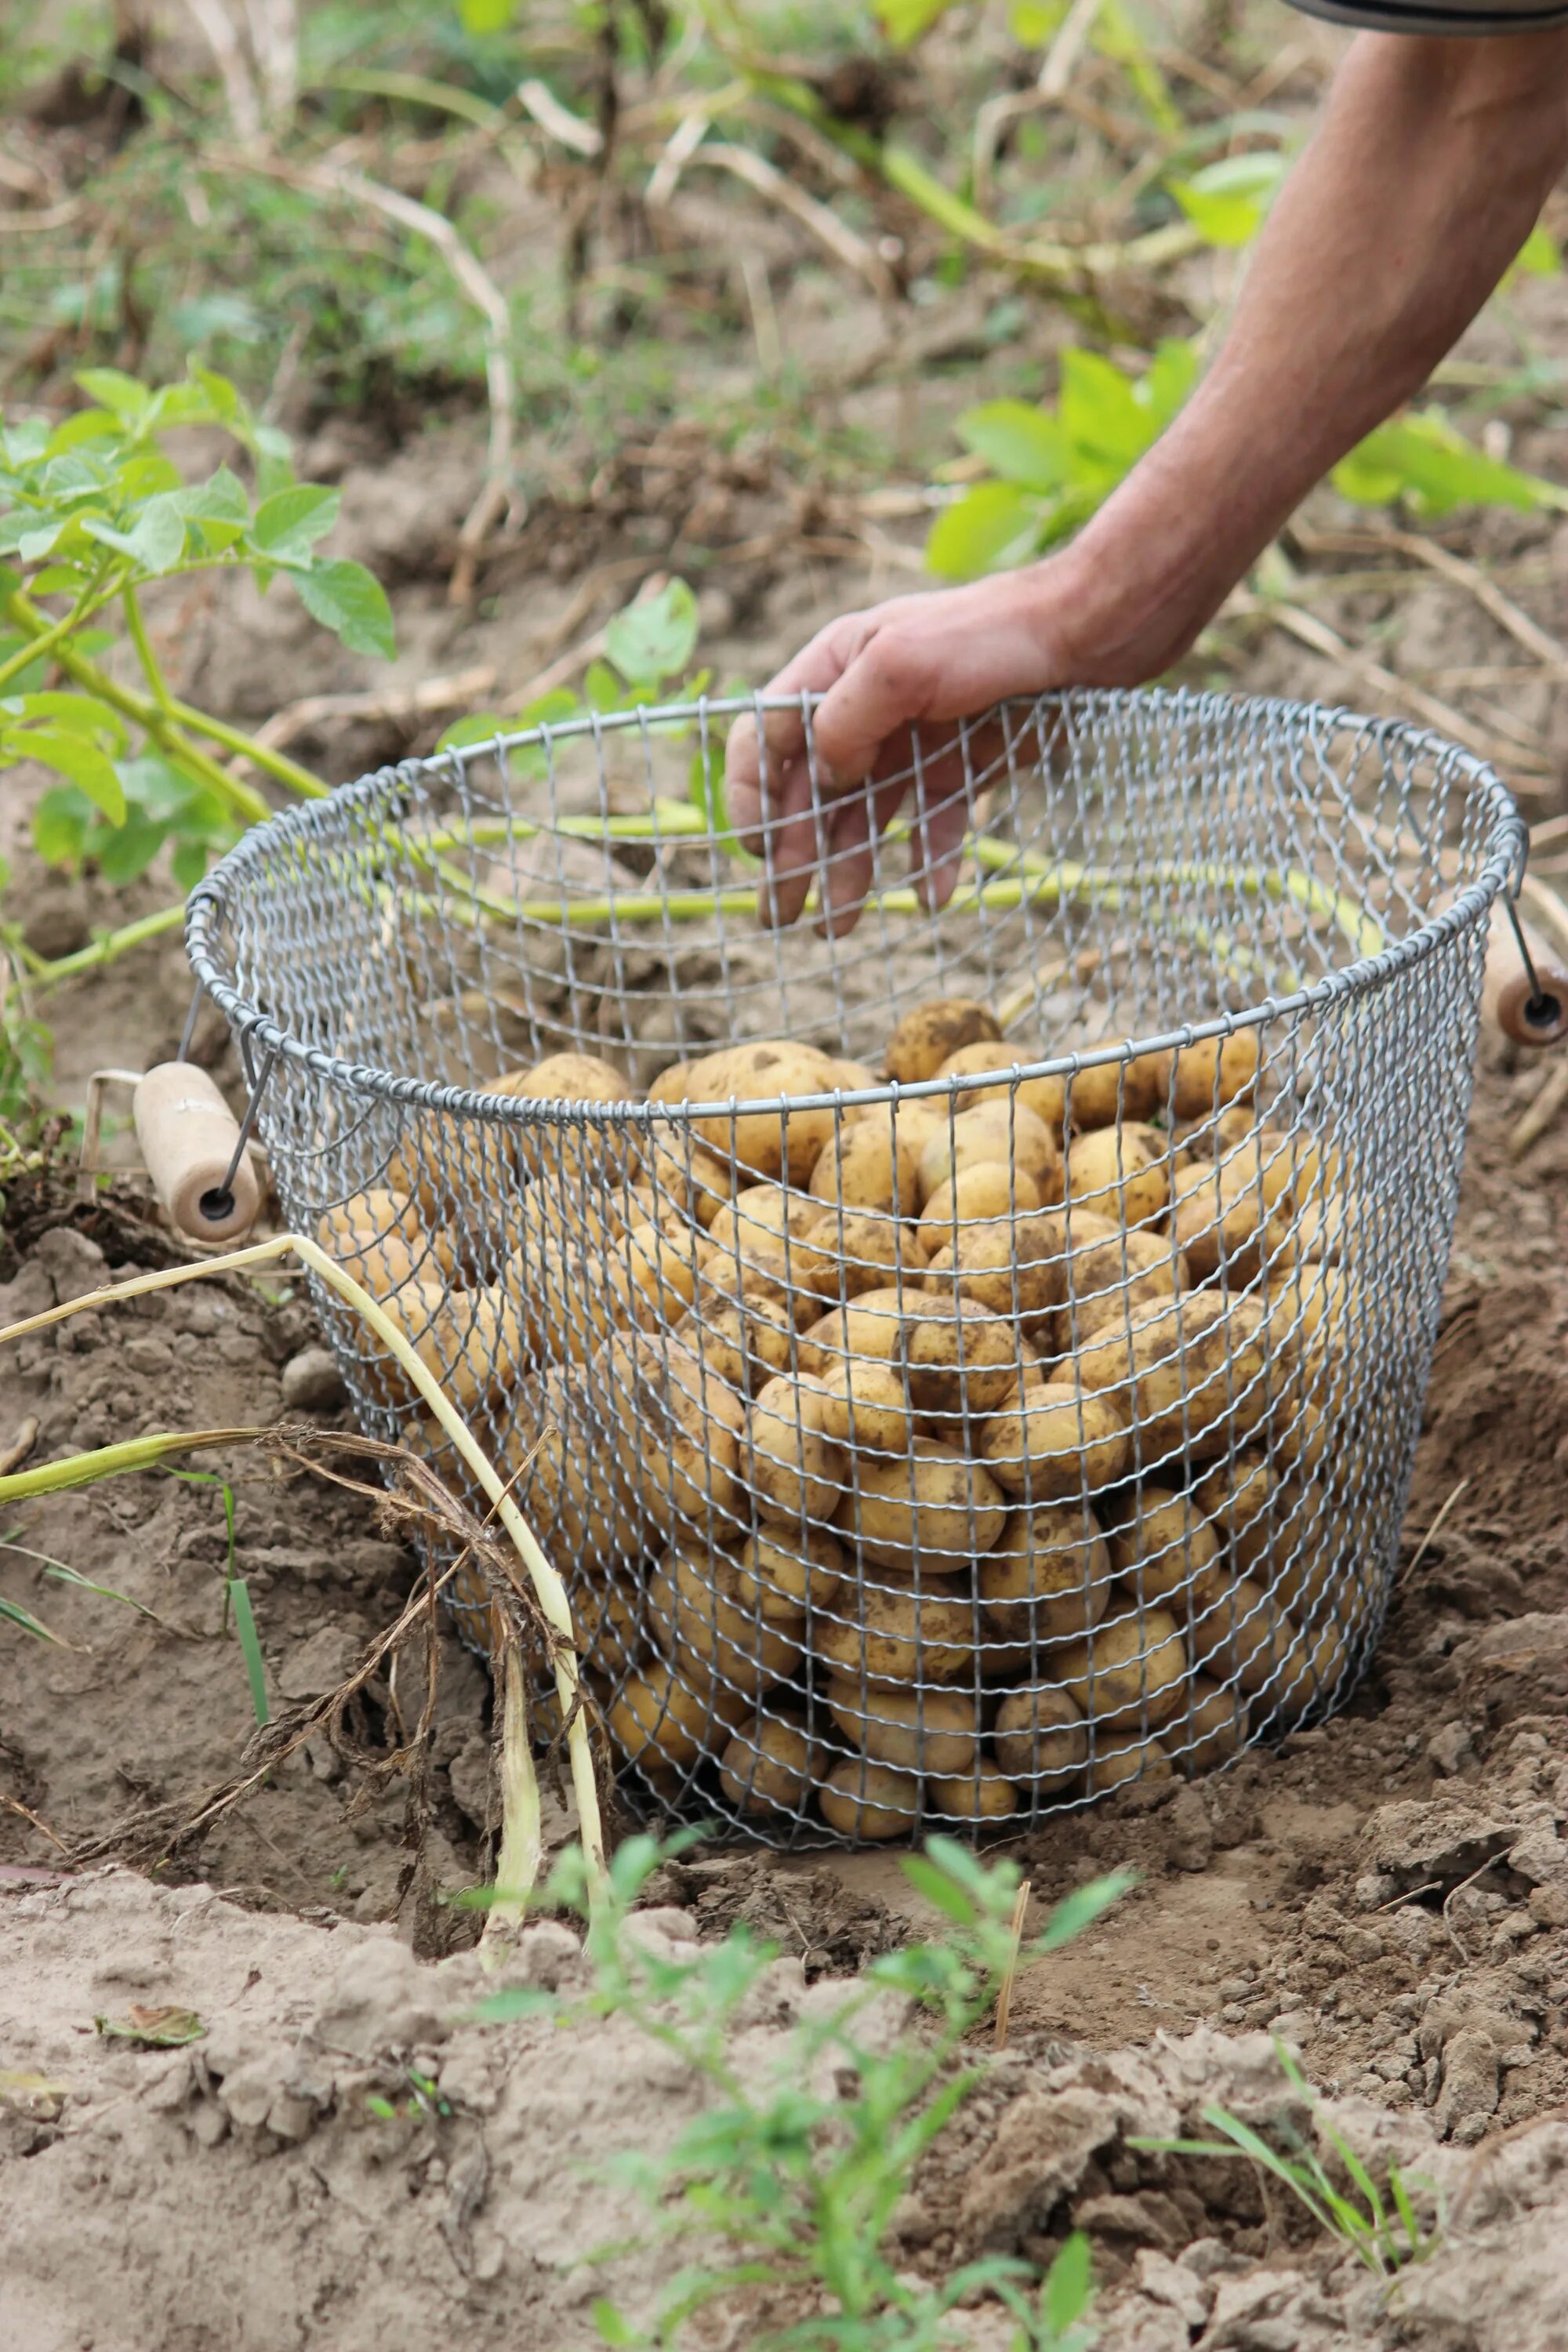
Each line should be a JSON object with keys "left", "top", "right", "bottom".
{"left": 727, "top": 27, "right": 1568, "bottom": 930}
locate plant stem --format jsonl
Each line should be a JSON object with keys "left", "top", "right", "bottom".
{"left": 23, "top": 901, "right": 187, "bottom": 986}
{"left": 122, "top": 582, "right": 176, "bottom": 718}
{"left": 169, "top": 698, "right": 328, "bottom": 800}
{"left": 0, "top": 572, "right": 123, "bottom": 694}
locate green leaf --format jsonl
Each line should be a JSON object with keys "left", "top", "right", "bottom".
{"left": 293, "top": 559, "right": 395, "bottom": 658}
{"left": 191, "top": 366, "right": 244, "bottom": 427}
{"left": 590, "top": 2299, "right": 635, "bottom": 2346}
{"left": 1513, "top": 221, "right": 1560, "bottom": 277}
{"left": 31, "top": 786, "right": 92, "bottom": 870}
{"left": 877, "top": 0, "right": 958, "bottom": 42}
{"left": 956, "top": 398, "right": 1069, "bottom": 489}
{"left": 1044, "top": 2230, "right": 1094, "bottom": 2332}
{"left": 96, "top": 817, "right": 169, "bottom": 884}
{"left": 252, "top": 484, "right": 340, "bottom": 559}
{"left": 126, "top": 492, "right": 188, "bottom": 574}
{"left": 170, "top": 838, "right": 211, "bottom": 893}
{"left": 1169, "top": 151, "right": 1287, "bottom": 247}
{"left": 437, "top": 713, "right": 508, "bottom": 753}
{"left": 926, "top": 482, "right": 1041, "bottom": 580}
{"left": 45, "top": 408, "right": 123, "bottom": 455}
{"left": 0, "top": 635, "right": 46, "bottom": 691}
{"left": 1010, "top": 0, "right": 1067, "bottom": 38}
{"left": 1058, "top": 347, "right": 1157, "bottom": 469}
{"left": 901, "top": 1854, "right": 978, "bottom": 1926}
{"left": 1036, "top": 1867, "right": 1135, "bottom": 1952}
{"left": 5, "top": 692, "right": 126, "bottom": 749}
{"left": 74, "top": 368, "right": 151, "bottom": 420}
{"left": 583, "top": 659, "right": 624, "bottom": 712}
{"left": 1334, "top": 410, "right": 1563, "bottom": 517}
{"left": 177, "top": 466, "right": 250, "bottom": 552}
{"left": 604, "top": 577, "right": 699, "bottom": 688}
{"left": 16, "top": 728, "right": 126, "bottom": 822}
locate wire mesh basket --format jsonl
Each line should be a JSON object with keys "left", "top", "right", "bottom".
{"left": 187, "top": 688, "right": 1522, "bottom": 1846}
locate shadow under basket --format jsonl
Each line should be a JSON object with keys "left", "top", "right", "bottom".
{"left": 187, "top": 686, "right": 1522, "bottom": 1847}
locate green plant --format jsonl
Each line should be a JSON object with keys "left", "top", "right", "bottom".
{"left": 1132, "top": 2037, "right": 1443, "bottom": 2281}
{"left": 927, "top": 339, "right": 1568, "bottom": 583}
{"left": 478, "top": 1833, "right": 1130, "bottom": 2350}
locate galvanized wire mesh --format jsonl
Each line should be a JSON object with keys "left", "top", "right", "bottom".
{"left": 187, "top": 688, "right": 1523, "bottom": 1846}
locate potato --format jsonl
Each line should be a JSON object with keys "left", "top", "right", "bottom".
{"left": 1065, "top": 1123, "right": 1172, "bottom": 1229}
{"left": 574, "top": 1577, "right": 645, "bottom": 1684}
{"left": 646, "top": 1543, "right": 804, "bottom": 1702}
{"left": 808, "top": 1121, "right": 924, "bottom": 1219}
{"left": 1168, "top": 1160, "right": 1275, "bottom": 1287}
{"left": 820, "top": 1759, "right": 921, "bottom": 1838}
{"left": 1272, "top": 1615, "right": 1354, "bottom": 1725}
{"left": 516, "top": 1178, "right": 621, "bottom": 1262}
{"left": 1269, "top": 1485, "right": 1334, "bottom": 1620}
{"left": 981, "top": 1504, "right": 1115, "bottom": 1655}
{"left": 1054, "top": 1604, "right": 1188, "bottom": 1729}
{"left": 917, "top": 1101, "right": 1060, "bottom": 1209}
{"left": 800, "top": 1208, "right": 926, "bottom": 1303}
{"left": 813, "top": 1577, "right": 977, "bottom": 1685}
{"left": 603, "top": 1330, "right": 746, "bottom": 1542}
{"left": 1062, "top": 1227, "right": 1189, "bottom": 1348}
{"left": 718, "top": 1711, "right": 825, "bottom": 1817}
{"left": 1175, "top": 1103, "right": 1258, "bottom": 1161}
{"left": 499, "top": 1369, "right": 665, "bottom": 1569}
{"left": 815, "top": 1359, "right": 916, "bottom": 1456}
{"left": 827, "top": 1056, "right": 882, "bottom": 1097}
{"left": 929, "top": 1762, "right": 1018, "bottom": 1822}
{"left": 1188, "top": 1576, "right": 1296, "bottom": 1697}
{"left": 1077, "top": 1291, "right": 1272, "bottom": 1467}
{"left": 992, "top": 1683, "right": 1089, "bottom": 1789}
{"left": 608, "top": 1659, "right": 732, "bottom": 1774}
{"left": 886, "top": 998, "right": 1000, "bottom": 1086}
{"left": 683, "top": 1040, "right": 839, "bottom": 1184}
{"left": 917, "top": 1162, "right": 1042, "bottom": 1261}
{"left": 638, "top": 1135, "right": 735, "bottom": 1229}
{"left": 1108, "top": 1486, "right": 1224, "bottom": 1606}
{"left": 693, "top": 1287, "right": 804, "bottom": 1396}
{"left": 835, "top": 1439, "right": 1006, "bottom": 1576}
{"left": 731, "top": 1526, "right": 843, "bottom": 1622}
{"left": 496, "top": 1052, "right": 639, "bottom": 1184}
{"left": 1065, "top": 1048, "right": 1169, "bottom": 1131}
{"left": 358, "top": 1276, "right": 448, "bottom": 1408}
{"left": 393, "top": 1279, "right": 528, "bottom": 1415}
{"left": 796, "top": 1288, "right": 912, "bottom": 1381}
{"left": 1087, "top": 1732, "right": 1172, "bottom": 1796}
{"left": 706, "top": 1182, "right": 815, "bottom": 1260}
{"left": 1192, "top": 1452, "right": 1286, "bottom": 1579}
{"left": 981, "top": 1384, "right": 1131, "bottom": 1501}
{"left": 823, "top": 1679, "right": 979, "bottom": 1776}
{"left": 935, "top": 1043, "right": 1069, "bottom": 1140}
{"left": 1167, "top": 1672, "right": 1247, "bottom": 1774}
{"left": 319, "top": 1189, "right": 459, "bottom": 1297}
{"left": 746, "top": 1374, "right": 847, "bottom": 1527}
{"left": 605, "top": 1221, "right": 702, "bottom": 1331}
{"left": 923, "top": 1211, "right": 1068, "bottom": 1333}
{"left": 902, "top": 1296, "right": 1022, "bottom": 1421}
{"left": 648, "top": 1060, "right": 697, "bottom": 1106}
{"left": 1154, "top": 1030, "right": 1261, "bottom": 1121}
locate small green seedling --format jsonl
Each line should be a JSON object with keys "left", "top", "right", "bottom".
{"left": 1132, "top": 2036, "right": 1443, "bottom": 2281}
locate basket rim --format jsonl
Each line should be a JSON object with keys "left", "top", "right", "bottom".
{"left": 185, "top": 684, "right": 1526, "bottom": 1128}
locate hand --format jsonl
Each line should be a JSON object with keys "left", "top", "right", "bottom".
{"left": 724, "top": 566, "right": 1088, "bottom": 935}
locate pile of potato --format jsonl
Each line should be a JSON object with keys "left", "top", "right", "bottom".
{"left": 318, "top": 993, "right": 1369, "bottom": 1839}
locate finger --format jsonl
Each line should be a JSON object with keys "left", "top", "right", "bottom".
{"left": 815, "top": 787, "right": 877, "bottom": 939}
{"left": 904, "top": 747, "right": 975, "bottom": 912}
{"left": 808, "top": 620, "right": 934, "bottom": 786}
{"left": 757, "top": 757, "right": 826, "bottom": 929}
{"left": 726, "top": 705, "right": 811, "bottom": 855}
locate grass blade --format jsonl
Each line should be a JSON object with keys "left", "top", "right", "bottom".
{"left": 226, "top": 1576, "right": 269, "bottom": 1725}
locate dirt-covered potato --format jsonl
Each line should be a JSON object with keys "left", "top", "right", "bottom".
{"left": 916, "top": 1161, "right": 1043, "bottom": 1261}
{"left": 604, "top": 1220, "right": 702, "bottom": 1331}
{"left": 827, "top": 1056, "right": 883, "bottom": 1099}
{"left": 815, "top": 1359, "right": 916, "bottom": 1455}
{"left": 835, "top": 1438, "right": 1006, "bottom": 1575}
{"left": 1168, "top": 1160, "right": 1276, "bottom": 1286}
{"left": 602, "top": 1330, "right": 747, "bottom": 1542}
{"left": 573, "top": 1577, "right": 644, "bottom": 1685}
{"left": 935, "top": 1044, "right": 1069, "bottom": 1139}
{"left": 1062, "top": 1226, "right": 1189, "bottom": 1348}
{"left": 1192, "top": 1451, "right": 1287, "bottom": 1579}
{"left": 813, "top": 1577, "right": 977, "bottom": 1685}
{"left": 499, "top": 1371, "right": 648, "bottom": 1567}
{"left": 730, "top": 1526, "right": 844, "bottom": 1622}
{"left": 1087, "top": 1732, "right": 1173, "bottom": 1795}
{"left": 1065, "top": 1048, "right": 1169, "bottom": 1131}
{"left": 800, "top": 1207, "right": 926, "bottom": 1303}
{"left": 1065, "top": 1123, "right": 1173, "bottom": 1228}
{"left": 923, "top": 1210, "right": 1068, "bottom": 1333}
{"left": 1167, "top": 1672, "right": 1247, "bottom": 1773}
{"left": 808, "top": 1121, "right": 924, "bottom": 1219}
{"left": 1268, "top": 1485, "right": 1334, "bottom": 1619}
{"left": 902, "top": 1295, "right": 1022, "bottom": 1421}
{"left": 1108, "top": 1486, "right": 1225, "bottom": 1606}
{"left": 648, "top": 1060, "right": 698, "bottom": 1105}
{"left": 646, "top": 1543, "right": 804, "bottom": 1702}
{"left": 823, "top": 1679, "right": 979, "bottom": 1776}
{"left": 683, "top": 1040, "right": 840, "bottom": 1184}
{"left": 992, "top": 1683, "right": 1090, "bottom": 1789}
{"left": 1272, "top": 1616, "right": 1354, "bottom": 1725}
{"left": 980, "top": 1504, "right": 1115, "bottom": 1656}
{"left": 637, "top": 1135, "right": 735, "bottom": 1229}
{"left": 886, "top": 998, "right": 1000, "bottom": 1085}
{"left": 1054, "top": 1603, "right": 1188, "bottom": 1729}
{"left": 796, "top": 1287, "right": 913, "bottom": 1381}
{"left": 495, "top": 1052, "right": 640, "bottom": 1184}
{"left": 819, "top": 1759, "right": 921, "bottom": 1838}
{"left": 746, "top": 1373, "right": 847, "bottom": 1527}
{"left": 1077, "top": 1290, "right": 1273, "bottom": 1466}
{"left": 395, "top": 1279, "right": 528, "bottom": 1415}
{"left": 357, "top": 1277, "right": 448, "bottom": 1410}
{"left": 980, "top": 1383, "right": 1130, "bottom": 1501}
{"left": 718, "top": 1710, "right": 826, "bottom": 1817}
{"left": 516, "top": 1176, "right": 621, "bottom": 1262}
{"left": 917, "top": 1101, "right": 1060, "bottom": 1208}
{"left": 928, "top": 1762, "right": 1019, "bottom": 1822}
{"left": 319, "top": 1189, "right": 459, "bottom": 1297}
{"left": 608, "top": 1659, "right": 734, "bottom": 1774}
{"left": 1188, "top": 1576, "right": 1296, "bottom": 1697}
{"left": 1154, "top": 1029, "right": 1261, "bottom": 1121}
{"left": 1175, "top": 1103, "right": 1258, "bottom": 1162}
{"left": 691, "top": 1281, "right": 805, "bottom": 1395}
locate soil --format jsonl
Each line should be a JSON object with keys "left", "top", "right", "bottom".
{"left": 9, "top": 45, "right": 1568, "bottom": 2341}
